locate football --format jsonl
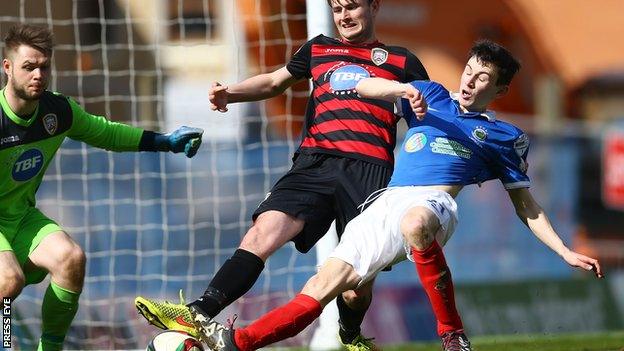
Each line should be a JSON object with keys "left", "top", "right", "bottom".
{"left": 146, "top": 330, "right": 204, "bottom": 351}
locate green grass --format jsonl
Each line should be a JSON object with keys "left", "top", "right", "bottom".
{"left": 382, "top": 331, "right": 624, "bottom": 351}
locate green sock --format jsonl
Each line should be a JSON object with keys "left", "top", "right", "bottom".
{"left": 37, "top": 282, "right": 81, "bottom": 351}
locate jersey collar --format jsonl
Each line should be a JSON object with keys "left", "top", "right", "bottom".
{"left": 449, "top": 91, "right": 496, "bottom": 122}
{"left": 0, "top": 88, "right": 40, "bottom": 127}
{"left": 338, "top": 38, "right": 383, "bottom": 48}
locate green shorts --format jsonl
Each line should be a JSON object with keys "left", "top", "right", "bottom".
{"left": 0, "top": 207, "right": 62, "bottom": 285}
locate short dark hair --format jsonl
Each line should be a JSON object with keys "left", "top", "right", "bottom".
{"left": 326, "top": 0, "right": 374, "bottom": 7}
{"left": 4, "top": 24, "right": 54, "bottom": 57}
{"left": 468, "top": 39, "right": 520, "bottom": 86}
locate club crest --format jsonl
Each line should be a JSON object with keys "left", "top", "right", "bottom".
{"left": 371, "top": 48, "right": 388, "bottom": 66}
{"left": 43, "top": 113, "right": 58, "bottom": 135}
{"left": 513, "top": 133, "right": 529, "bottom": 156}
{"left": 472, "top": 126, "right": 488, "bottom": 142}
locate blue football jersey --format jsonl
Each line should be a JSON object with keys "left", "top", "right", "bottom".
{"left": 388, "top": 81, "right": 530, "bottom": 189}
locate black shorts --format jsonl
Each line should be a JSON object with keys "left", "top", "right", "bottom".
{"left": 253, "top": 153, "right": 392, "bottom": 253}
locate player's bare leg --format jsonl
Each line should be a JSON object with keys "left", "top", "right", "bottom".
{"left": 401, "top": 207, "right": 471, "bottom": 351}
{"left": 302, "top": 258, "right": 362, "bottom": 305}
{"left": 28, "top": 231, "right": 85, "bottom": 351}
{"left": 29, "top": 232, "right": 85, "bottom": 291}
{"left": 239, "top": 210, "right": 305, "bottom": 260}
{"left": 0, "top": 251, "right": 25, "bottom": 298}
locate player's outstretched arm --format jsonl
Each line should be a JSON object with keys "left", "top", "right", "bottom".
{"left": 209, "top": 66, "right": 299, "bottom": 113}
{"left": 66, "top": 96, "right": 202, "bottom": 157}
{"left": 355, "top": 78, "right": 427, "bottom": 119}
{"left": 507, "top": 187, "right": 603, "bottom": 278}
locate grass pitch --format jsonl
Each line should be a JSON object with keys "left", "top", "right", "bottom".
{"left": 383, "top": 331, "right": 624, "bottom": 351}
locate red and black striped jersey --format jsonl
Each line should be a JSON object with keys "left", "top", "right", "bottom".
{"left": 286, "top": 34, "right": 428, "bottom": 168}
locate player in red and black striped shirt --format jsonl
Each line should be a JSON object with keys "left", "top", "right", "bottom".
{"left": 135, "top": 1, "right": 428, "bottom": 347}
{"left": 289, "top": 34, "right": 427, "bottom": 168}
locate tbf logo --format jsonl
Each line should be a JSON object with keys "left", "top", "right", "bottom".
{"left": 332, "top": 71, "right": 368, "bottom": 82}
{"left": 329, "top": 64, "right": 371, "bottom": 94}
{"left": 12, "top": 149, "right": 44, "bottom": 181}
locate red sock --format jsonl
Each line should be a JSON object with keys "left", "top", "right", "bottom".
{"left": 234, "top": 294, "right": 322, "bottom": 351}
{"left": 411, "top": 240, "right": 463, "bottom": 336}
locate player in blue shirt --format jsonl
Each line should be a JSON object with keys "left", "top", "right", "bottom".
{"left": 191, "top": 40, "right": 602, "bottom": 351}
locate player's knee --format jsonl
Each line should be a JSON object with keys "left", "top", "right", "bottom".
{"left": 342, "top": 289, "right": 358, "bottom": 302}
{"left": 342, "top": 278, "right": 373, "bottom": 309}
{"left": 67, "top": 244, "right": 86, "bottom": 271}
{"left": 240, "top": 212, "right": 302, "bottom": 259}
{"left": 0, "top": 269, "right": 25, "bottom": 298}
{"left": 55, "top": 242, "right": 86, "bottom": 276}
{"left": 400, "top": 211, "right": 434, "bottom": 250}
{"left": 240, "top": 225, "right": 277, "bottom": 259}
{"left": 341, "top": 289, "right": 371, "bottom": 309}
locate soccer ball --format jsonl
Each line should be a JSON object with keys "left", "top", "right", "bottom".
{"left": 146, "top": 330, "right": 204, "bottom": 351}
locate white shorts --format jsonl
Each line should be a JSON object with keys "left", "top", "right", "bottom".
{"left": 329, "top": 186, "right": 458, "bottom": 287}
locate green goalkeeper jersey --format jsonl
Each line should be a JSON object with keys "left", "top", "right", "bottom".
{"left": 0, "top": 89, "right": 144, "bottom": 221}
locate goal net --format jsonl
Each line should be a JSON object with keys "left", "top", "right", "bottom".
{"left": 2, "top": 0, "right": 315, "bottom": 349}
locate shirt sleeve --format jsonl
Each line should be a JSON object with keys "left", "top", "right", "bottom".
{"left": 286, "top": 37, "right": 315, "bottom": 80}
{"left": 497, "top": 132, "right": 531, "bottom": 189}
{"left": 66, "top": 97, "right": 144, "bottom": 151}
{"left": 410, "top": 80, "right": 433, "bottom": 95}
{"left": 404, "top": 50, "right": 429, "bottom": 82}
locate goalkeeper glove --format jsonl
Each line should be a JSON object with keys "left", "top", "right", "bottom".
{"left": 154, "top": 126, "right": 204, "bottom": 158}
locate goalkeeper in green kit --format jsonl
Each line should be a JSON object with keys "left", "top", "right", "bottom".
{"left": 0, "top": 24, "right": 203, "bottom": 350}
